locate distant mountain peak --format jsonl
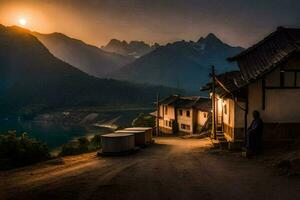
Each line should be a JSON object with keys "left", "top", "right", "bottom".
{"left": 33, "top": 32, "right": 133, "bottom": 77}
{"left": 206, "top": 33, "right": 218, "bottom": 39}
{"left": 111, "top": 35, "right": 244, "bottom": 92}
{"left": 202, "top": 33, "right": 224, "bottom": 45}
{"left": 102, "top": 39, "right": 158, "bottom": 58}
{"left": 197, "top": 37, "right": 204, "bottom": 43}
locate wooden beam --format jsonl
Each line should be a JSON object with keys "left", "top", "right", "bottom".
{"left": 280, "top": 69, "right": 285, "bottom": 87}
{"left": 265, "top": 86, "right": 300, "bottom": 89}
{"left": 211, "top": 65, "right": 217, "bottom": 140}
{"left": 262, "top": 79, "right": 266, "bottom": 110}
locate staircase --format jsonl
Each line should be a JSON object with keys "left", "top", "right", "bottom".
{"left": 211, "top": 132, "right": 229, "bottom": 150}
{"left": 217, "top": 132, "right": 229, "bottom": 149}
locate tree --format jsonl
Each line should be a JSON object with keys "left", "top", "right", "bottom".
{"left": 132, "top": 113, "right": 155, "bottom": 127}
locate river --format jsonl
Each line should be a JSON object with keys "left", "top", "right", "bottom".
{"left": 0, "top": 108, "right": 154, "bottom": 150}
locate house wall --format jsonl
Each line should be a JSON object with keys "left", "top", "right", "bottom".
{"left": 159, "top": 105, "right": 175, "bottom": 134}
{"left": 247, "top": 57, "right": 300, "bottom": 139}
{"left": 197, "top": 111, "right": 208, "bottom": 126}
{"left": 234, "top": 101, "right": 245, "bottom": 140}
{"left": 222, "top": 98, "right": 233, "bottom": 141}
{"left": 196, "top": 110, "right": 209, "bottom": 132}
{"left": 219, "top": 97, "right": 245, "bottom": 141}
{"left": 223, "top": 99, "right": 245, "bottom": 141}
{"left": 177, "top": 108, "right": 194, "bottom": 133}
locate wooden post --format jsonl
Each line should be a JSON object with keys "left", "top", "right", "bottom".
{"left": 156, "top": 93, "right": 160, "bottom": 136}
{"left": 244, "top": 91, "right": 248, "bottom": 146}
{"left": 211, "top": 65, "right": 217, "bottom": 140}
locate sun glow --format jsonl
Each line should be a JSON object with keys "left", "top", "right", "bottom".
{"left": 18, "top": 18, "right": 27, "bottom": 26}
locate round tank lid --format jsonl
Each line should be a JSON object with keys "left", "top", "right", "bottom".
{"left": 101, "top": 133, "right": 133, "bottom": 137}
{"left": 124, "top": 127, "right": 152, "bottom": 130}
{"left": 115, "top": 130, "right": 144, "bottom": 134}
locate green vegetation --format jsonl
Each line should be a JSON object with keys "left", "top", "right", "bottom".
{"left": 0, "top": 131, "right": 50, "bottom": 170}
{"left": 132, "top": 113, "right": 155, "bottom": 127}
{"left": 59, "top": 134, "right": 102, "bottom": 156}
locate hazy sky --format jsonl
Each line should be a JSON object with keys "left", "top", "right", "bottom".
{"left": 1, "top": 0, "right": 300, "bottom": 47}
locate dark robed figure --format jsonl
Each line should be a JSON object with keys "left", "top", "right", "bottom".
{"left": 246, "top": 110, "right": 263, "bottom": 155}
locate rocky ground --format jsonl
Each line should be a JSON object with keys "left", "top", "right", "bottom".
{"left": 0, "top": 137, "right": 300, "bottom": 200}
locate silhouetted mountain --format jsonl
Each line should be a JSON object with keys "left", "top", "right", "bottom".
{"left": 0, "top": 25, "right": 179, "bottom": 116}
{"left": 102, "top": 39, "right": 159, "bottom": 58}
{"left": 33, "top": 32, "right": 134, "bottom": 77}
{"left": 110, "top": 33, "right": 244, "bottom": 92}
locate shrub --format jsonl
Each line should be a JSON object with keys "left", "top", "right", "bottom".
{"left": 132, "top": 113, "right": 155, "bottom": 127}
{"left": 78, "top": 137, "right": 90, "bottom": 152}
{"left": 60, "top": 141, "right": 80, "bottom": 156}
{"left": 0, "top": 131, "right": 50, "bottom": 170}
{"left": 60, "top": 134, "right": 103, "bottom": 156}
{"left": 91, "top": 134, "right": 102, "bottom": 149}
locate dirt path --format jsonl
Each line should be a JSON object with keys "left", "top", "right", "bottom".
{"left": 1, "top": 137, "right": 299, "bottom": 200}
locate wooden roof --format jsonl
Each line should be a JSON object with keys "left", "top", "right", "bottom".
{"left": 201, "top": 71, "right": 247, "bottom": 98}
{"left": 159, "top": 95, "right": 211, "bottom": 111}
{"left": 228, "top": 27, "right": 300, "bottom": 82}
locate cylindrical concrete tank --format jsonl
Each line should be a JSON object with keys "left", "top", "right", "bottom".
{"left": 115, "top": 130, "right": 146, "bottom": 146}
{"left": 124, "top": 127, "right": 153, "bottom": 144}
{"left": 101, "top": 133, "right": 135, "bottom": 153}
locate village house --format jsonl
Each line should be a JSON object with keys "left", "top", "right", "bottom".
{"left": 202, "top": 71, "right": 247, "bottom": 148}
{"left": 204, "top": 27, "right": 300, "bottom": 149}
{"left": 157, "top": 95, "right": 211, "bottom": 135}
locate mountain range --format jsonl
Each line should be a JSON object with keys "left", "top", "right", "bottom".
{"left": 0, "top": 25, "right": 178, "bottom": 116}
{"left": 33, "top": 32, "right": 134, "bottom": 78}
{"left": 102, "top": 39, "right": 159, "bottom": 58}
{"left": 30, "top": 30, "right": 243, "bottom": 93}
{"left": 110, "top": 33, "right": 244, "bottom": 92}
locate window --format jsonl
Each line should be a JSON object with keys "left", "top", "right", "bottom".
{"left": 224, "top": 104, "right": 227, "bottom": 115}
{"left": 284, "top": 71, "right": 295, "bottom": 87}
{"left": 280, "top": 70, "right": 300, "bottom": 88}
{"left": 165, "top": 120, "right": 172, "bottom": 127}
{"left": 186, "top": 125, "right": 191, "bottom": 130}
{"left": 164, "top": 106, "right": 168, "bottom": 115}
{"left": 179, "top": 109, "right": 183, "bottom": 116}
{"left": 186, "top": 110, "right": 190, "bottom": 117}
{"left": 180, "top": 124, "right": 190, "bottom": 130}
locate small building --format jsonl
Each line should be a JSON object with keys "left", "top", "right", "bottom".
{"left": 157, "top": 95, "right": 211, "bottom": 135}
{"left": 204, "top": 27, "right": 300, "bottom": 147}
{"left": 202, "top": 71, "right": 247, "bottom": 144}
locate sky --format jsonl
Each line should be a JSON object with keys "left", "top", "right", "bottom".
{"left": 0, "top": 0, "right": 300, "bottom": 48}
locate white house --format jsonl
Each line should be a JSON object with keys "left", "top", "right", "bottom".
{"left": 157, "top": 95, "right": 211, "bottom": 135}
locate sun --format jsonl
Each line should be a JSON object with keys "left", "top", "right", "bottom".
{"left": 18, "top": 18, "right": 27, "bottom": 26}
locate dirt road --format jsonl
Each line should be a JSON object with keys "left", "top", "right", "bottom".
{"left": 1, "top": 137, "right": 300, "bottom": 200}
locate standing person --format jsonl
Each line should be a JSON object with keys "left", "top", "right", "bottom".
{"left": 246, "top": 110, "right": 264, "bottom": 156}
